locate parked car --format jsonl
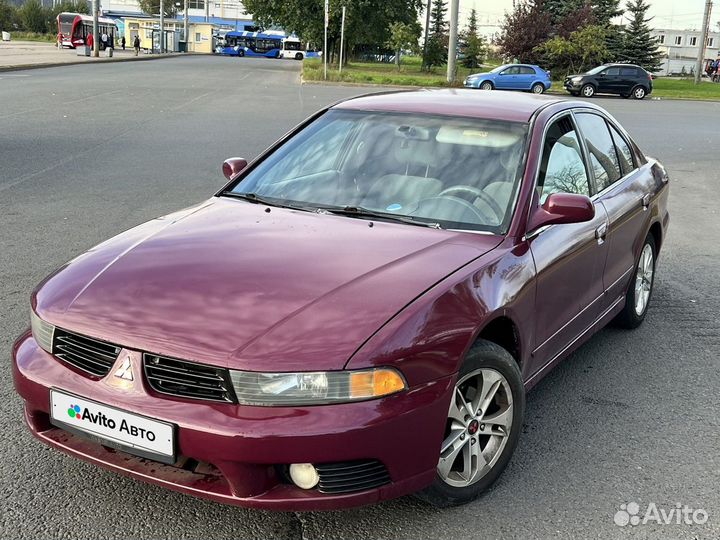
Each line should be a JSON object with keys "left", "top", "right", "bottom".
{"left": 564, "top": 63, "right": 653, "bottom": 99}
{"left": 13, "top": 90, "right": 669, "bottom": 511}
{"left": 464, "top": 64, "right": 552, "bottom": 94}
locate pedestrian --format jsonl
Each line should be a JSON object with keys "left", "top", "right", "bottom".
{"left": 133, "top": 35, "right": 141, "bottom": 56}
{"left": 86, "top": 32, "right": 93, "bottom": 49}
{"left": 121, "top": 36, "right": 126, "bottom": 51}
{"left": 101, "top": 31, "right": 108, "bottom": 50}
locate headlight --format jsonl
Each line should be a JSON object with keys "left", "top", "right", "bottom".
{"left": 572, "top": 76, "right": 582, "bottom": 82}
{"left": 229, "top": 368, "right": 406, "bottom": 406}
{"left": 30, "top": 310, "right": 55, "bottom": 353}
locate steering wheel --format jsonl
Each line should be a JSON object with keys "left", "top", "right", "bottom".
{"left": 437, "top": 185, "right": 505, "bottom": 223}
{"left": 410, "top": 195, "right": 492, "bottom": 225}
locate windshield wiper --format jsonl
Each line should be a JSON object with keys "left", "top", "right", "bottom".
{"left": 222, "top": 192, "right": 313, "bottom": 212}
{"left": 317, "top": 205, "right": 442, "bottom": 229}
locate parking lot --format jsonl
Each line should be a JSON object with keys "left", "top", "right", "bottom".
{"left": 1, "top": 56, "right": 719, "bottom": 539}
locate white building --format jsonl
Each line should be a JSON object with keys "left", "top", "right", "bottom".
{"left": 652, "top": 28, "right": 720, "bottom": 75}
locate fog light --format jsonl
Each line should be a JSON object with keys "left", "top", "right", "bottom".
{"left": 289, "top": 463, "right": 319, "bottom": 490}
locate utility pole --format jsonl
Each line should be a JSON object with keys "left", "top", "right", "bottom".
{"left": 694, "top": 0, "right": 713, "bottom": 84}
{"left": 339, "top": 6, "right": 346, "bottom": 74}
{"left": 160, "top": 0, "right": 165, "bottom": 53}
{"left": 421, "top": 0, "right": 431, "bottom": 70}
{"left": 92, "top": 0, "right": 99, "bottom": 57}
{"left": 446, "top": 0, "right": 458, "bottom": 83}
{"left": 323, "top": 0, "right": 329, "bottom": 80}
{"left": 184, "top": 0, "right": 188, "bottom": 52}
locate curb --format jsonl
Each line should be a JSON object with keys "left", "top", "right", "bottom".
{"left": 0, "top": 53, "right": 189, "bottom": 73}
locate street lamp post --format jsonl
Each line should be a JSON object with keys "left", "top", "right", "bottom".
{"left": 160, "top": 0, "right": 165, "bottom": 53}
{"left": 92, "top": 0, "right": 99, "bottom": 57}
{"left": 446, "top": 0, "right": 459, "bottom": 83}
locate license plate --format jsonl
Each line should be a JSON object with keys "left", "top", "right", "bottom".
{"left": 50, "top": 389, "right": 175, "bottom": 463}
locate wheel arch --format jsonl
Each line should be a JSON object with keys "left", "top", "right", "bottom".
{"left": 649, "top": 220, "right": 663, "bottom": 251}
{"left": 474, "top": 316, "right": 522, "bottom": 370}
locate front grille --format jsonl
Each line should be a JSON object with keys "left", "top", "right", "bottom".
{"left": 144, "top": 354, "right": 235, "bottom": 403}
{"left": 316, "top": 460, "right": 391, "bottom": 494}
{"left": 52, "top": 329, "right": 121, "bottom": 377}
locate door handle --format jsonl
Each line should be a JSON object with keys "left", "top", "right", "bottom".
{"left": 641, "top": 193, "right": 651, "bottom": 208}
{"left": 595, "top": 223, "right": 608, "bottom": 241}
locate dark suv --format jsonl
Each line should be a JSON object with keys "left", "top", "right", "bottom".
{"left": 564, "top": 64, "right": 653, "bottom": 99}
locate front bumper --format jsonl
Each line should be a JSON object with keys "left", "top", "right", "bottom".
{"left": 12, "top": 332, "right": 453, "bottom": 510}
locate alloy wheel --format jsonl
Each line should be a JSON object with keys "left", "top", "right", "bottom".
{"left": 480, "top": 82, "right": 493, "bottom": 90}
{"left": 532, "top": 83, "right": 544, "bottom": 94}
{"left": 438, "top": 368, "right": 513, "bottom": 488}
{"left": 634, "top": 244, "right": 654, "bottom": 315}
{"left": 582, "top": 85, "right": 595, "bottom": 97}
{"left": 633, "top": 87, "right": 646, "bottom": 99}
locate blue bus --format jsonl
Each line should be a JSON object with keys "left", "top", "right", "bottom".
{"left": 217, "top": 31, "right": 283, "bottom": 58}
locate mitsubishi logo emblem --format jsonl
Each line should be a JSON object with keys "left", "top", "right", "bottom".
{"left": 113, "top": 356, "right": 133, "bottom": 381}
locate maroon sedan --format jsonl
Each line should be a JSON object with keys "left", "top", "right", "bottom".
{"left": 13, "top": 90, "right": 669, "bottom": 510}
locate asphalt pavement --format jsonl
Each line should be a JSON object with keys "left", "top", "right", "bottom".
{"left": 1, "top": 56, "right": 719, "bottom": 539}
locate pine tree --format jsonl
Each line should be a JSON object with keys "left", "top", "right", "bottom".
{"left": 429, "top": 0, "right": 448, "bottom": 35}
{"left": 592, "top": 0, "right": 622, "bottom": 25}
{"left": 460, "top": 9, "right": 486, "bottom": 68}
{"left": 424, "top": 0, "right": 448, "bottom": 68}
{"left": 621, "top": 0, "right": 663, "bottom": 71}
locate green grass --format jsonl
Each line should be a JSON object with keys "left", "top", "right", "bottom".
{"left": 303, "top": 58, "right": 494, "bottom": 87}
{"left": 9, "top": 31, "right": 56, "bottom": 43}
{"left": 304, "top": 59, "right": 720, "bottom": 100}
{"left": 648, "top": 78, "right": 720, "bottom": 100}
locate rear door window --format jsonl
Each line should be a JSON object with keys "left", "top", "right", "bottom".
{"left": 620, "top": 67, "right": 638, "bottom": 77}
{"left": 519, "top": 66, "right": 536, "bottom": 75}
{"left": 607, "top": 123, "right": 636, "bottom": 176}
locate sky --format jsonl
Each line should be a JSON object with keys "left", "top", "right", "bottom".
{"left": 458, "top": 0, "right": 720, "bottom": 37}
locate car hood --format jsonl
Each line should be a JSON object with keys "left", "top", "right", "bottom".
{"left": 36, "top": 197, "right": 502, "bottom": 372}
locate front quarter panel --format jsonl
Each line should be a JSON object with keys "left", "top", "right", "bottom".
{"left": 345, "top": 240, "right": 537, "bottom": 387}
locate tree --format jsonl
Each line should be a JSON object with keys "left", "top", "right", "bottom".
{"left": 243, "top": 0, "right": 423, "bottom": 63}
{"left": 460, "top": 9, "right": 486, "bottom": 68}
{"left": 534, "top": 24, "right": 610, "bottom": 77}
{"left": 18, "top": 0, "right": 46, "bottom": 32}
{"left": 422, "top": 0, "right": 447, "bottom": 68}
{"left": 620, "top": 0, "right": 663, "bottom": 71}
{"left": 497, "top": 0, "right": 552, "bottom": 65}
{"left": 386, "top": 20, "right": 421, "bottom": 69}
{"left": 591, "top": 0, "right": 622, "bottom": 25}
{"left": 0, "top": 0, "right": 17, "bottom": 32}
{"left": 138, "top": 0, "right": 177, "bottom": 18}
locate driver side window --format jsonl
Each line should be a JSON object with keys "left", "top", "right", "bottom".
{"left": 538, "top": 116, "right": 590, "bottom": 203}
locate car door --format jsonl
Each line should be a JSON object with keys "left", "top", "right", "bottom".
{"left": 527, "top": 114, "right": 610, "bottom": 376}
{"left": 516, "top": 66, "right": 535, "bottom": 90}
{"left": 497, "top": 66, "right": 519, "bottom": 89}
{"left": 619, "top": 67, "right": 638, "bottom": 94}
{"left": 574, "top": 112, "right": 654, "bottom": 311}
{"left": 598, "top": 67, "right": 620, "bottom": 93}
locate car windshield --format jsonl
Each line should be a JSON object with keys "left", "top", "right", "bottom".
{"left": 586, "top": 65, "right": 607, "bottom": 75}
{"left": 224, "top": 109, "right": 528, "bottom": 233}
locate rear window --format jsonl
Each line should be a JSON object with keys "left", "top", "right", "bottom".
{"left": 620, "top": 67, "right": 638, "bottom": 76}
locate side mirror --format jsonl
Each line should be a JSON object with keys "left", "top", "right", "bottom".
{"left": 222, "top": 157, "right": 248, "bottom": 180}
{"left": 527, "top": 193, "right": 595, "bottom": 232}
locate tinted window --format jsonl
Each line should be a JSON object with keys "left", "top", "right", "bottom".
{"left": 538, "top": 116, "right": 590, "bottom": 200}
{"left": 604, "top": 67, "right": 620, "bottom": 76}
{"left": 607, "top": 123, "right": 635, "bottom": 175}
{"left": 575, "top": 113, "right": 622, "bottom": 192}
{"left": 519, "top": 66, "right": 536, "bottom": 75}
{"left": 620, "top": 67, "right": 638, "bottom": 77}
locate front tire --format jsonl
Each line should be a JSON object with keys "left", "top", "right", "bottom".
{"left": 295, "top": 52, "right": 303, "bottom": 60}
{"left": 581, "top": 84, "right": 595, "bottom": 97}
{"left": 614, "top": 233, "right": 656, "bottom": 329}
{"left": 418, "top": 340, "right": 524, "bottom": 507}
{"left": 531, "top": 82, "right": 545, "bottom": 94}
{"left": 479, "top": 81, "right": 493, "bottom": 90}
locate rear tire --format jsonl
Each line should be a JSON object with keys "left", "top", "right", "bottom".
{"left": 614, "top": 233, "right": 656, "bottom": 329}
{"left": 581, "top": 84, "right": 595, "bottom": 98}
{"left": 531, "top": 83, "right": 545, "bottom": 94}
{"left": 631, "top": 85, "right": 647, "bottom": 99}
{"left": 295, "top": 52, "right": 303, "bottom": 60}
{"left": 417, "top": 340, "right": 524, "bottom": 507}
{"left": 479, "top": 81, "right": 493, "bottom": 90}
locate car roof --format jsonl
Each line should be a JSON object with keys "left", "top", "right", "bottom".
{"left": 331, "top": 89, "right": 562, "bottom": 123}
